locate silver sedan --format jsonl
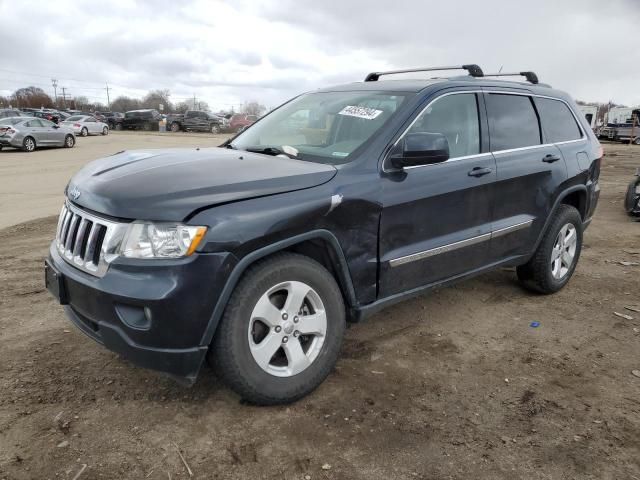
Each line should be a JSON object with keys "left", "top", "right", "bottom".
{"left": 60, "top": 115, "right": 109, "bottom": 137}
{"left": 0, "top": 117, "right": 76, "bottom": 152}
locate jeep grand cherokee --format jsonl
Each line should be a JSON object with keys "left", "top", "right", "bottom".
{"left": 45, "top": 65, "right": 601, "bottom": 404}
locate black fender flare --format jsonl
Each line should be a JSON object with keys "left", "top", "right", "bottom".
{"left": 530, "top": 185, "right": 588, "bottom": 254}
{"left": 199, "top": 229, "right": 357, "bottom": 347}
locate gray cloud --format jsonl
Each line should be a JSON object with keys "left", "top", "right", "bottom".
{"left": 0, "top": 0, "right": 638, "bottom": 109}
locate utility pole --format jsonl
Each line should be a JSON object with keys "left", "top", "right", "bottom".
{"left": 193, "top": 94, "right": 196, "bottom": 110}
{"left": 51, "top": 79, "right": 58, "bottom": 106}
{"left": 105, "top": 83, "right": 111, "bottom": 109}
{"left": 61, "top": 87, "right": 68, "bottom": 109}
{"left": 630, "top": 112, "right": 637, "bottom": 146}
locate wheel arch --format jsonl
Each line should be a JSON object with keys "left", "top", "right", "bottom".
{"left": 530, "top": 185, "right": 588, "bottom": 254}
{"left": 199, "top": 229, "right": 357, "bottom": 347}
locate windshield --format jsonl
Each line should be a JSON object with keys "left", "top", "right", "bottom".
{"left": 230, "top": 91, "right": 410, "bottom": 164}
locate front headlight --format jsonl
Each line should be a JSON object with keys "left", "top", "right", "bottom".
{"left": 120, "top": 222, "right": 207, "bottom": 259}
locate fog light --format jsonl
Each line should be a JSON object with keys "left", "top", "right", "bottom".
{"left": 115, "top": 303, "right": 152, "bottom": 330}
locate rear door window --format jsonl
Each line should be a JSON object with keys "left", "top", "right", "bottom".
{"left": 533, "top": 97, "right": 583, "bottom": 143}
{"left": 486, "top": 94, "right": 541, "bottom": 151}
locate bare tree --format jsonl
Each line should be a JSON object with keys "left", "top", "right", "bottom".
{"left": 11, "top": 86, "right": 53, "bottom": 108}
{"left": 110, "top": 96, "right": 142, "bottom": 113}
{"left": 174, "top": 101, "right": 191, "bottom": 113}
{"left": 241, "top": 101, "right": 266, "bottom": 116}
{"left": 72, "top": 96, "right": 89, "bottom": 109}
{"left": 142, "top": 89, "right": 172, "bottom": 112}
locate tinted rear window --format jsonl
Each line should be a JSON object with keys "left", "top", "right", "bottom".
{"left": 486, "top": 94, "right": 541, "bottom": 151}
{"left": 534, "top": 97, "right": 582, "bottom": 143}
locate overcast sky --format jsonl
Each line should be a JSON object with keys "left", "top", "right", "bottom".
{"left": 1, "top": 0, "right": 639, "bottom": 111}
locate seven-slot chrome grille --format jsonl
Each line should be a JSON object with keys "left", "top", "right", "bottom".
{"left": 55, "top": 202, "right": 126, "bottom": 277}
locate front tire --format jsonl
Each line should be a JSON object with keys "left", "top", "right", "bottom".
{"left": 102, "top": 127, "right": 108, "bottom": 135}
{"left": 115, "top": 123, "right": 123, "bottom": 131}
{"left": 210, "top": 124, "right": 220, "bottom": 134}
{"left": 517, "top": 205, "right": 583, "bottom": 294}
{"left": 22, "top": 136, "right": 36, "bottom": 152}
{"left": 64, "top": 135, "right": 75, "bottom": 148}
{"left": 210, "top": 253, "right": 346, "bottom": 405}
{"left": 80, "top": 127, "right": 88, "bottom": 137}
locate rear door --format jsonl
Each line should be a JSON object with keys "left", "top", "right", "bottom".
{"left": 25, "top": 119, "right": 50, "bottom": 144}
{"left": 484, "top": 91, "right": 568, "bottom": 261}
{"left": 534, "top": 96, "right": 589, "bottom": 174}
{"left": 379, "top": 91, "right": 496, "bottom": 297}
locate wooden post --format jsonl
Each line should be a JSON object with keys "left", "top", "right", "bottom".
{"left": 631, "top": 113, "right": 637, "bottom": 146}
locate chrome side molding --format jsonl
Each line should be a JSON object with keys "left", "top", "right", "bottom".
{"left": 389, "top": 219, "right": 533, "bottom": 267}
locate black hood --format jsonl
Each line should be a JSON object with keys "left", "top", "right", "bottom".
{"left": 67, "top": 147, "right": 337, "bottom": 221}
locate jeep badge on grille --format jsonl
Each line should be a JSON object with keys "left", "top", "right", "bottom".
{"left": 68, "top": 186, "right": 81, "bottom": 200}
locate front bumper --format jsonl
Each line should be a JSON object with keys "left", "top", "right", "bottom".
{"left": 47, "top": 242, "right": 236, "bottom": 383}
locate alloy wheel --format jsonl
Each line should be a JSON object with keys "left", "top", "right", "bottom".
{"left": 24, "top": 138, "right": 35, "bottom": 152}
{"left": 551, "top": 223, "right": 577, "bottom": 279}
{"left": 248, "top": 281, "right": 327, "bottom": 377}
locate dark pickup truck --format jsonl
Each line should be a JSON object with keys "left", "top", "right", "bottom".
{"left": 122, "top": 109, "right": 161, "bottom": 131}
{"left": 46, "top": 65, "right": 601, "bottom": 405}
{"left": 98, "top": 112, "right": 125, "bottom": 130}
{"left": 166, "top": 110, "right": 223, "bottom": 133}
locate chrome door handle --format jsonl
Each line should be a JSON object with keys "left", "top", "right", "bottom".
{"left": 542, "top": 154, "right": 561, "bottom": 163}
{"left": 468, "top": 166, "right": 493, "bottom": 177}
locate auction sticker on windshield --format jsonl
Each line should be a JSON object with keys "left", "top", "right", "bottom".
{"left": 338, "top": 106, "right": 383, "bottom": 120}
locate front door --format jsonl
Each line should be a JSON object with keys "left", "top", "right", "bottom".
{"left": 379, "top": 91, "right": 496, "bottom": 297}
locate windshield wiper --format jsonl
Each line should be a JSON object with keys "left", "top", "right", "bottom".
{"left": 243, "top": 146, "right": 300, "bottom": 159}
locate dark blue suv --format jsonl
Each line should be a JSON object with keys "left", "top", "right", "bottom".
{"left": 45, "top": 65, "right": 601, "bottom": 404}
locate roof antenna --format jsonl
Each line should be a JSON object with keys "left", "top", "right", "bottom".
{"left": 498, "top": 65, "right": 503, "bottom": 73}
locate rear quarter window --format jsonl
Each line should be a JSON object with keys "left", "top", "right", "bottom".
{"left": 486, "top": 94, "right": 541, "bottom": 151}
{"left": 533, "top": 97, "right": 583, "bottom": 143}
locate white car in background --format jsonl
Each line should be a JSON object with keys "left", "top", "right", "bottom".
{"left": 60, "top": 115, "right": 109, "bottom": 137}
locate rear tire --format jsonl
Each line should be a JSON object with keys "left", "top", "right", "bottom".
{"left": 210, "top": 253, "right": 346, "bottom": 405}
{"left": 517, "top": 205, "right": 583, "bottom": 294}
{"left": 80, "top": 127, "right": 88, "bottom": 137}
{"left": 22, "top": 136, "right": 36, "bottom": 152}
{"left": 170, "top": 122, "right": 180, "bottom": 132}
{"left": 64, "top": 135, "right": 75, "bottom": 148}
{"left": 633, "top": 137, "right": 640, "bottom": 145}
{"left": 115, "top": 123, "right": 123, "bottom": 131}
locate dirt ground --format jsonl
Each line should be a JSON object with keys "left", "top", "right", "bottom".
{"left": 0, "top": 142, "right": 639, "bottom": 480}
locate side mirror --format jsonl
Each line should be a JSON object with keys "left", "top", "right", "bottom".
{"left": 390, "top": 132, "right": 450, "bottom": 169}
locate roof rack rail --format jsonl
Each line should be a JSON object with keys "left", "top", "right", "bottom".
{"left": 481, "top": 71, "right": 539, "bottom": 85}
{"left": 364, "top": 64, "right": 484, "bottom": 82}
